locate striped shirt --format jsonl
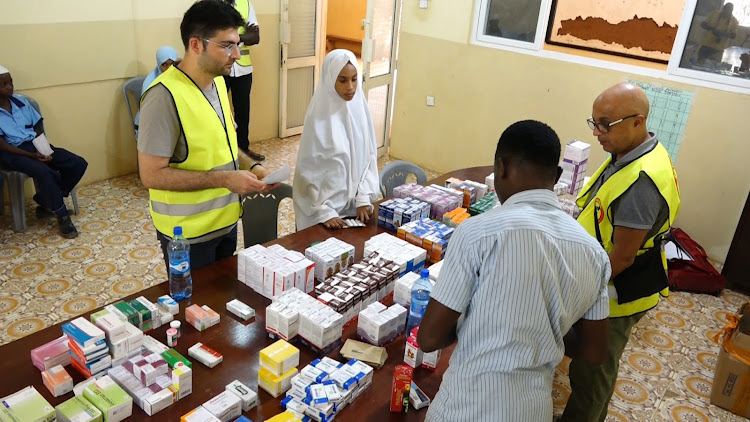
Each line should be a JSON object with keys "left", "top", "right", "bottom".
{"left": 426, "top": 189, "right": 611, "bottom": 422}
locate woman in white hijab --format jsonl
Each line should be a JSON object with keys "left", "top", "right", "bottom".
{"left": 293, "top": 49, "right": 379, "bottom": 230}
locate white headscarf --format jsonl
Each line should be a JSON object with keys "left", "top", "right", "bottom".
{"left": 0, "top": 65, "right": 8, "bottom": 75}
{"left": 293, "top": 49, "right": 380, "bottom": 230}
{"left": 141, "top": 46, "right": 179, "bottom": 95}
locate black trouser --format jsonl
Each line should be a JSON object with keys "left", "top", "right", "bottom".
{"left": 157, "top": 226, "right": 237, "bottom": 272}
{"left": 0, "top": 141, "right": 87, "bottom": 217}
{"left": 223, "top": 73, "right": 253, "bottom": 153}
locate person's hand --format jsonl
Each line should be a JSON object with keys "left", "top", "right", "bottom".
{"left": 251, "top": 164, "right": 269, "bottom": 179}
{"left": 323, "top": 217, "right": 346, "bottom": 229}
{"left": 224, "top": 170, "right": 267, "bottom": 195}
{"left": 356, "top": 206, "right": 372, "bottom": 223}
{"left": 33, "top": 152, "right": 51, "bottom": 162}
{"left": 261, "top": 183, "right": 280, "bottom": 194}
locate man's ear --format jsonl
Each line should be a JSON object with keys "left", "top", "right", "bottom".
{"left": 494, "top": 156, "right": 505, "bottom": 179}
{"left": 633, "top": 115, "right": 646, "bottom": 128}
{"left": 555, "top": 166, "right": 563, "bottom": 184}
{"left": 188, "top": 37, "right": 203, "bottom": 55}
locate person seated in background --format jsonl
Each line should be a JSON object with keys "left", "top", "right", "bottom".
{"left": 293, "top": 49, "right": 379, "bottom": 231}
{"left": 142, "top": 46, "right": 180, "bottom": 96}
{"left": 417, "top": 120, "right": 611, "bottom": 421}
{"left": 0, "top": 65, "right": 88, "bottom": 238}
{"left": 134, "top": 46, "right": 180, "bottom": 139}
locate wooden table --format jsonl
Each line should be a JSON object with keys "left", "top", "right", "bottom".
{"left": 0, "top": 166, "right": 493, "bottom": 422}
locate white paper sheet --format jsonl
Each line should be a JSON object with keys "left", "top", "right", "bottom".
{"left": 32, "top": 133, "right": 54, "bottom": 156}
{"left": 263, "top": 164, "right": 291, "bottom": 184}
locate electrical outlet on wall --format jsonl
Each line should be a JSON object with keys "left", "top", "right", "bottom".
{"left": 419, "top": 0, "right": 428, "bottom": 8}
{"left": 426, "top": 96, "right": 435, "bottom": 106}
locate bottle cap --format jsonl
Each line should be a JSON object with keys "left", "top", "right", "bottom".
{"left": 170, "top": 321, "right": 181, "bottom": 329}
{"left": 166, "top": 328, "right": 177, "bottom": 336}
{"left": 420, "top": 269, "right": 430, "bottom": 278}
{"left": 173, "top": 226, "right": 183, "bottom": 236}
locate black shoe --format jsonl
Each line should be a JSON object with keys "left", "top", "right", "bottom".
{"left": 247, "top": 150, "right": 265, "bottom": 161}
{"left": 36, "top": 206, "right": 55, "bottom": 219}
{"left": 57, "top": 214, "right": 79, "bottom": 239}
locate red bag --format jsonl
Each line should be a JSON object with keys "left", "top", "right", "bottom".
{"left": 666, "top": 228, "right": 725, "bottom": 295}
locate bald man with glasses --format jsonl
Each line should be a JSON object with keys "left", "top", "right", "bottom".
{"left": 560, "top": 82, "right": 681, "bottom": 421}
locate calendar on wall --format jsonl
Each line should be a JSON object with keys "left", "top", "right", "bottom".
{"left": 629, "top": 80, "right": 694, "bottom": 162}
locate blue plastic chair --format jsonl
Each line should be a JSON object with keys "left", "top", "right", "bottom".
{"left": 379, "top": 160, "right": 427, "bottom": 197}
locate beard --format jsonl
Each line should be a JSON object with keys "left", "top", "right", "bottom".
{"left": 198, "top": 53, "right": 232, "bottom": 77}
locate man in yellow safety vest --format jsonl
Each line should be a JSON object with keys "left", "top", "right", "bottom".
{"left": 137, "top": 0, "right": 276, "bottom": 270}
{"left": 222, "top": 0, "right": 265, "bottom": 162}
{"left": 561, "top": 82, "right": 680, "bottom": 421}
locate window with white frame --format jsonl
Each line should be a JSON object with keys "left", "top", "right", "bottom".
{"left": 471, "top": 0, "right": 750, "bottom": 92}
{"left": 669, "top": 0, "right": 750, "bottom": 89}
{"left": 474, "top": 0, "right": 550, "bottom": 50}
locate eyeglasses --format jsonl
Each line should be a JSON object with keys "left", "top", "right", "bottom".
{"left": 201, "top": 38, "right": 244, "bottom": 57}
{"left": 586, "top": 114, "right": 640, "bottom": 134}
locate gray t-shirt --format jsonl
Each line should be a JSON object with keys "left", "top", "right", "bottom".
{"left": 137, "top": 82, "right": 226, "bottom": 162}
{"left": 584, "top": 134, "right": 670, "bottom": 245}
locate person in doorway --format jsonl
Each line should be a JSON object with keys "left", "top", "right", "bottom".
{"left": 697, "top": 2, "right": 738, "bottom": 63}
{"left": 137, "top": 0, "right": 276, "bottom": 270}
{"left": 221, "top": 0, "right": 264, "bottom": 162}
{"left": 417, "top": 120, "right": 611, "bottom": 421}
{"left": 0, "top": 65, "right": 88, "bottom": 239}
{"left": 561, "top": 82, "right": 681, "bottom": 422}
{"left": 293, "top": 49, "right": 379, "bottom": 231}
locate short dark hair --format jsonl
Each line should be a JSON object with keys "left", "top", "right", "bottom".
{"left": 180, "top": 0, "right": 244, "bottom": 49}
{"left": 494, "top": 120, "right": 561, "bottom": 170}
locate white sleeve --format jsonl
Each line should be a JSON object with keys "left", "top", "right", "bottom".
{"left": 583, "top": 250, "right": 611, "bottom": 320}
{"left": 247, "top": 1, "right": 258, "bottom": 25}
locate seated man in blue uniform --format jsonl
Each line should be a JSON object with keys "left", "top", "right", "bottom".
{"left": 0, "top": 65, "right": 88, "bottom": 238}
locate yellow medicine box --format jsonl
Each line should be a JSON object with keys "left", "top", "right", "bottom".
{"left": 258, "top": 366, "right": 298, "bottom": 398}
{"left": 266, "top": 411, "right": 303, "bottom": 422}
{"left": 259, "top": 340, "right": 300, "bottom": 376}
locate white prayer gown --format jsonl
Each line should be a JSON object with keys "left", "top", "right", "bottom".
{"left": 293, "top": 49, "right": 380, "bottom": 230}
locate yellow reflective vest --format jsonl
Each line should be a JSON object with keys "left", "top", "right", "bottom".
{"left": 576, "top": 142, "right": 680, "bottom": 318}
{"left": 143, "top": 66, "right": 242, "bottom": 241}
{"left": 235, "top": 0, "right": 253, "bottom": 67}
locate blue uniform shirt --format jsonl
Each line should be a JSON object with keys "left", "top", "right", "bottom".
{"left": 0, "top": 95, "right": 42, "bottom": 147}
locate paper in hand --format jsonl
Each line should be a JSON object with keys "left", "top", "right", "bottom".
{"left": 263, "top": 164, "right": 291, "bottom": 185}
{"left": 32, "top": 133, "right": 54, "bottom": 156}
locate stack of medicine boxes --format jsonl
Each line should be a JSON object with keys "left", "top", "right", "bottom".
{"left": 281, "top": 358, "right": 374, "bottom": 422}
{"left": 238, "top": 244, "right": 316, "bottom": 298}
{"left": 560, "top": 140, "right": 591, "bottom": 196}
{"left": 63, "top": 317, "right": 112, "bottom": 379}
{"left": 258, "top": 340, "right": 301, "bottom": 398}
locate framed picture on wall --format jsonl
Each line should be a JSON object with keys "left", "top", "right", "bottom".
{"left": 545, "top": 0, "right": 686, "bottom": 63}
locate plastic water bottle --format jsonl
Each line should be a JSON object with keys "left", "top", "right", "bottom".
{"left": 406, "top": 269, "right": 432, "bottom": 335}
{"left": 168, "top": 226, "right": 192, "bottom": 300}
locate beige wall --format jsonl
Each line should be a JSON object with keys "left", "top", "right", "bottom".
{"left": 390, "top": 2, "right": 750, "bottom": 263}
{"left": 0, "top": 0, "right": 281, "bottom": 187}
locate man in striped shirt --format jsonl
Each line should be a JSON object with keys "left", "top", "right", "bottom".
{"left": 418, "top": 120, "right": 611, "bottom": 421}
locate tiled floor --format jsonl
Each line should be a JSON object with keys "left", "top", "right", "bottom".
{"left": 1, "top": 135, "right": 748, "bottom": 421}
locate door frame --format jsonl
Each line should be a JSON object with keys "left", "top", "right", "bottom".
{"left": 279, "top": 0, "right": 325, "bottom": 138}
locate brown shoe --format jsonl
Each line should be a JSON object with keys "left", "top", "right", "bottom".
{"left": 247, "top": 150, "right": 265, "bottom": 161}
